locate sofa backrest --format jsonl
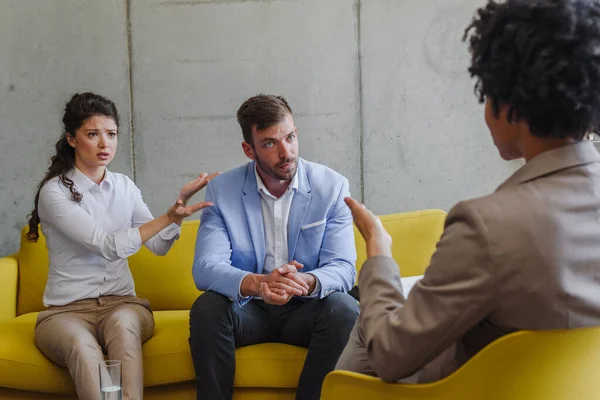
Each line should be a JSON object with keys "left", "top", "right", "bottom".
{"left": 354, "top": 210, "right": 446, "bottom": 277}
{"left": 16, "top": 210, "right": 446, "bottom": 315}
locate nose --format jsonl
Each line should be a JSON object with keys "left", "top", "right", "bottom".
{"left": 279, "top": 142, "right": 291, "bottom": 160}
{"left": 98, "top": 135, "right": 106, "bottom": 149}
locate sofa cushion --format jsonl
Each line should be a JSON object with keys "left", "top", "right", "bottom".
{"left": 0, "top": 310, "right": 307, "bottom": 394}
{"left": 128, "top": 222, "right": 203, "bottom": 311}
{"left": 0, "top": 313, "right": 74, "bottom": 394}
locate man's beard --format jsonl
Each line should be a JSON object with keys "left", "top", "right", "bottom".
{"left": 256, "top": 156, "right": 298, "bottom": 181}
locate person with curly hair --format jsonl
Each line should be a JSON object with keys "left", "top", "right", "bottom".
{"left": 336, "top": 0, "right": 600, "bottom": 383}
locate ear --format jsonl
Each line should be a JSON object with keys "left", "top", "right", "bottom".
{"left": 66, "top": 133, "right": 76, "bottom": 148}
{"left": 241, "top": 141, "right": 255, "bottom": 160}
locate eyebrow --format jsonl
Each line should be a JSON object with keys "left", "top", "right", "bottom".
{"left": 260, "top": 131, "right": 295, "bottom": 143}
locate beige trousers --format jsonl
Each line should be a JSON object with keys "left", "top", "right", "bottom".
{"left": 34, "top": 295, "right": 154, "bottom": 400}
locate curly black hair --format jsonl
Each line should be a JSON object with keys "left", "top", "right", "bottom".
{"left": 464, "top": 0, "right": 600, "bottom": 140}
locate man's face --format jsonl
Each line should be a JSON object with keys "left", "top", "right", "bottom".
{"left": 242, "top": 114, "right": 299, "bottom": 181}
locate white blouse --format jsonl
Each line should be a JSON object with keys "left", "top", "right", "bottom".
{"left": 38, "top": 167, "right": 180, "bottom": 306}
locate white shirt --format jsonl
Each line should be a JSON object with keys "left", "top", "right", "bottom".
{"left": 38, "top": 168, "right": 180, "bottom": 306}
{"left": 250, "top": 166, "right": 320, "bottom": 298}
{"left": 256, "top": 167, "right": 298, "bottom": 274}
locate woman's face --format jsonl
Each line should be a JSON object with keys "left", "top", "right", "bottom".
{"left": 67, "top": 115, "right": 118, "bottom": 170}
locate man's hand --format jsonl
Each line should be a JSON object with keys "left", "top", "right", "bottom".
{"left": 259, "top": 281, "right": 293, "bottom": 305}
{"left": 345, "top": 197, "right": 393, "bottom": 258}
{"left": 277, "top": 261, "right": 317, "bottom": 295}
{"left": 266, "top": 262, "right": 318, "bottom": 301}
{"left": 240, "top": 262, "right": 310, "bottom": 304}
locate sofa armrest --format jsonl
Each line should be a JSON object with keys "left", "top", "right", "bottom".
{"left": 0, "top": 253, "right": 18, "bottom": 323}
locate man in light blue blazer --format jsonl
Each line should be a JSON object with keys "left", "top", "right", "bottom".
{"left": 189, "top": 94, "right": 359, "bottom": 400}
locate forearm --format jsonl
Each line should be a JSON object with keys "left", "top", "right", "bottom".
{"left": 298, "top": 272, "right": 317, "bottom": 294}
{"left": 366, "top": 234, "right": 393, "bottom": 258}
{"left": 144, "top": 222, "right": 180, "bottom": 255}
{"left": 138, "top": 214, "right": 177, "bottom": 244}
{"left": 240, "top": 273, "right": 263, "bottom": 297}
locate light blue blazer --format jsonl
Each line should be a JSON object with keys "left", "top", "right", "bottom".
{"left": 192, "top": 158, "right": 356, "bottom": 305}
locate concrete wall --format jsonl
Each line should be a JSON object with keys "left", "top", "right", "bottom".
{"left": 0, "top": 0, "right": 132, "bottom": 256}
{"left": 0, "top": 0, "right": 521, "bottom": 257}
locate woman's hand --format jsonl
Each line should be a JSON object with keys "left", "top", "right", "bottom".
{"left": 345, "top": 197, "right": 393, "bottom": 258}
{"left": 177, "top": 172, "right": 220, "bottom": 205}
{"left": 166, "top": 172, "right": 219, "bottom": 223}
{"left": 166, "top": 198, "right": 213, "bottom": 222}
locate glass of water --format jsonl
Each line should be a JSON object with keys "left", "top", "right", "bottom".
{"left": 99, "top": 360, "right": 122, "bottom": 400}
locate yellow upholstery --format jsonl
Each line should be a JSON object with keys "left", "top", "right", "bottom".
{"left": 0, "top": 311, "right": 306, "bottom": 393}
{"left": 322, "top": 326, "right": 600, "bottom": 400}
{"left": 16, "top": 228, "right": 48, "bottom": 315}
{"left": 354, "top": 210, "right": 446, "bottom": 277}
{"left": 0, "top": 253, "right": 18, "bottom": 323}
{"left": 0, "top": 210, "right": 446, "bottom": 398}
{"left": 16, "top": 223, "right": 204, "bottom": 315}
{"left": 128, "top": 223, "right": 205, "bottom": 311}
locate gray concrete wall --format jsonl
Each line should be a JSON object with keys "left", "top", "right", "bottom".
{"left": 0, "top": 0, "right": 132, "bottom": 256}
{"left": 0, "top": 0, "right": 521, "bottom": 257}
{"left": 362, "top": 0, "right": 523, "bottom": 213}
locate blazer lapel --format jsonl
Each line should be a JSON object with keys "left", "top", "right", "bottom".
{"left": 242, "top": 162, "right": 266, "bottom": 274}
{"left": 288, "top": 159, "right": 311, "bottom": 261}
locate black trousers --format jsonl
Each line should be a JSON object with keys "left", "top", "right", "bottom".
{"left": 189, "top": 291, "right": 359, "bottom": 400}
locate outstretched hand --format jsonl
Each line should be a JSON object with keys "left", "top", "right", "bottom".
{"left": 178, "top": 172, "right": 220, "bottom": 205}
{"left": 166, "top": 198, "right": 213, "bottom": 222}
{"left": 166, "top": 172, "right": 219, "bottom": 222}
{"left": 345, "top": 197, "right": 392, "bottom": 258}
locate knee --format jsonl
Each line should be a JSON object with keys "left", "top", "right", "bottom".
{"left": 68, "top": 335, "right": 103, "bottom": 362}
{"left": 320, "top": 292, "right": 359, "bottom": 330}
{"left": 105, "top": 310, "right": 149, "bottom": 340}
{"left": 109, "top": 319, "right": 142, "bottom": 340}
{"left": 189, "top": 291, "right": 234, "bottom": 327}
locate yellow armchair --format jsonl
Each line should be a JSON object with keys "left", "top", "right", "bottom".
{"left": 322, "top": 326, "right": 600, "bottom": 400}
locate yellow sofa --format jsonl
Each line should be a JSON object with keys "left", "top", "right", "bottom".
{"left": 0, "top": 210, "right": 446, "bottom": 399}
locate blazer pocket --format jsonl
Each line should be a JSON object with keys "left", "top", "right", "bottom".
{"left": 301, "top": 219, "right": 326, "bottom": 231}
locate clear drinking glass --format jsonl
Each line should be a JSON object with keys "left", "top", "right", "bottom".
{"left": 99, "top": 360, "right": 122, "bottom": 400}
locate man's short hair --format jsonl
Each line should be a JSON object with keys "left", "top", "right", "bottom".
{"left": 237, "top": 94, "right": 293, "bottom": 145}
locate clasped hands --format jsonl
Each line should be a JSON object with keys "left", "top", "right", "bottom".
{"left": 241, "top": 261, "right": 317, "bottom": 305}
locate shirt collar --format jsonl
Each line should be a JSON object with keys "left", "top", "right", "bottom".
{"left": 254, "top": 164, "right": 299, "bottom": 198}
{"left": 66, "top": 167, "right": 114, "bottom": 193}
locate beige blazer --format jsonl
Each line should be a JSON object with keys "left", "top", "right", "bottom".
{"left": 358, "top": 141, "right": 600, "bottom": 382}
